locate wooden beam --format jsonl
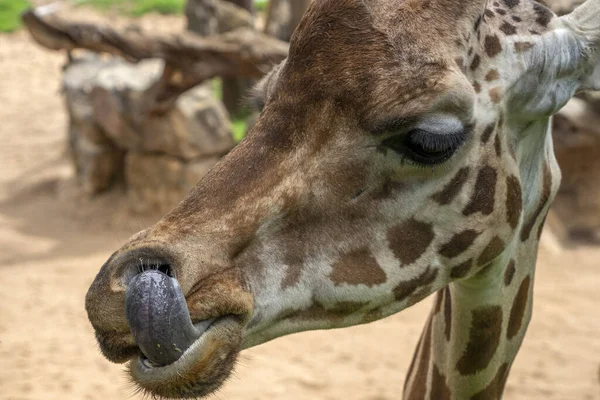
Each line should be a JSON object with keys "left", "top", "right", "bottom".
{"left": 22, "top": 8, "right": 288, "bottom": 114}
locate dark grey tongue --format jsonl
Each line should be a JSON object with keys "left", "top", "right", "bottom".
{"left": 125, "top": 270, "right": 200, "bottom": 366}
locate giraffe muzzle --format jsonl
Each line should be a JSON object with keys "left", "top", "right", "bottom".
{"left": 125, "top": 269, "right": 215, "bottom": 367}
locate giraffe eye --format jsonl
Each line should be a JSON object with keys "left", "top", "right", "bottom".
{"left": 382, "top": 129, "right": 466, "bottom": 165}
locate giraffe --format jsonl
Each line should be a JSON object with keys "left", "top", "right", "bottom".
{"left": 85, "top": 0, "right": 600, "bottom": 398}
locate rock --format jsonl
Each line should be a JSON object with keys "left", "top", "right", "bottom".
{"left": 557, "top": 98, "right": 600, "bottom": 137}
{"left": 62, "top": 54, "right": 234, "bottom": 207}
{"left": 551, "top": 105, "right": 600, "bottom": 244}
{"left": 64, "top": 57, "right": 125, "bottom": 193}
{"left": 544, "top": 0, "right": 585, "bottom": 15}
{"left": 141, "top": 85, "right": 234, "bottom": 159}
{"left": 578, "top": 91, "right": 600, "bottom": 111}
{"left": 65, "top": 56, "right": 234, "bottom": 159}
{"left": 70, "top": 132, "right": 124, "bottom": 194}
{"left": 125, "top": 152, "right": 220, "bottom": 213}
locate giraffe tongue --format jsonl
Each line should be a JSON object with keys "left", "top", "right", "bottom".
{"left": 125, "top": 270, "right": 202, "bottom": 366}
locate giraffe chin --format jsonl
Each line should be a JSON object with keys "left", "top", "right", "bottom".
{"left": 128, "top": 315, "right": 243, "bottom": 399}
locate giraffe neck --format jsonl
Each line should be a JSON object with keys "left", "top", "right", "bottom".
{"left": 404, "top": 122, "right": 560, "bottom": 399}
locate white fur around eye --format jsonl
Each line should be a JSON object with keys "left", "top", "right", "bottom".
{"left": 417, "top": 114, "right": 465, "bottom": 135}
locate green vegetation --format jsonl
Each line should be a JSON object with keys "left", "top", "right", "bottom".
{"left": 232, "top": 119, "right": 247, "bottom": 143}
{"left": 211, "top": 78, "right": 249, "bottom": 143}
{"left": 254, "top": 0, "right": 268, "bottom": 12}
{"left": 0, "top": 0, "right": 268, "bottom": 32}
{"left": 0, "top": 0, "right": 30, "bottom": 33}
{"left": 75, "top": 0, "right": 266, "bottom": 16}
{"left": 72, "top": 0, "right": 185, "bottom": 16}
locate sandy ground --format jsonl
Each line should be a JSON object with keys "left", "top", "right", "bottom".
{"left": 1, "top": 8, "right": 599, "bottom": 400}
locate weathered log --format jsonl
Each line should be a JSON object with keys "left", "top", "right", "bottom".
{"left": 22, "top": 7, "right": 288, "bottom": 114}
{"left": 185, "top": 0, "right": 253, "bottom": 36}
{"left": 221, "top": 0, "right": 255, "bottom": 117}
{"left": 184, "top": 0, "right": 255, "bottom": 117}
{"left": 264, "top": 0, "right": 311, "bottom": 41}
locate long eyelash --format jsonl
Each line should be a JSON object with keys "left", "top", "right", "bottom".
{"left": 397, "top": 154, "right": 459, "bottom": 176}
{"left": 409, "top": 130, "right": 466, "bottom": 151}
{"left": 398, "top": 155, "right": 440, "bottom": 170}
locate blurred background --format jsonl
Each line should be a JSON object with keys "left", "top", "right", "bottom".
{"left": 0, "top": 0, "right": 598, "bottom": 399}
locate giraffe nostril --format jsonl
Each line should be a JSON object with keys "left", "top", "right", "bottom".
{"left": 118, "top": 256, "right": 174, "bottom": 290}
{"left": 156, "top": 263, "right": 173, "bottom": 277}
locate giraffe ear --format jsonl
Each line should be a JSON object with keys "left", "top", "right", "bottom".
{"left": 559, "top": 0, "right": 600, "bottom": 91}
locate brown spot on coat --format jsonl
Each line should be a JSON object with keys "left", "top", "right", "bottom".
{"left": 408, "top": 285, "right": 434, "bottom": 307}
{"left": 484, "top": 9, "right": 495, "bottom": 18}
{"left": 504, "top": 259, "right": 516, "bottom": 286}
{"left": 450, "top": 259, "right": 473, "bottom": 279}
{"left": 506, "top": 175, "right": 523, "bottom": 229}
{"left": 533, "top": 3, "right": 553, "bottom": 27}
{"left": 434, "top": 289, "right": 444, "bottom": 314}
{"left": 393, "top": 267, "right": 438, "bottom": 302}
{"left": 470, "top": 363, "right": 510, "bottom": 400}
{"left": 282, "top": 265, "right": 302, "bottom": 289}
{"left": 431, "top": 364, "right": 452, "bottom": 400}
{"left": 329, "top": 248, "right": 387, "bottom": 287}
{"left": 474, "top": 15, "right": 483, "bottom": 31}
{"left": 512, "top": 15, "right": 522, "bottom": 22}
{"left": 500, "top": 22, "right": 517, "bottom": 35}
{"left": 537, "top": 215, "right": 547, "bottom": 240}
{"left": 521, "top": 164, "right": 552, "bottom": 242}
{"left": 372, "top": 178, "right": 407, "bottom": 200}
{"left": 489, "top": 87, "right": 503, "bottom": 104}
{"left": 494, "top": 133, "right": 502, "bottom": 156}
{"left": 484, "top": 35, "right": 503, "bottom": 57}
{"left": 405, "top": 316, "right": 433, "bottom": 399}
{"left": 432, "top": 167, "right": 470, "bottom": 205}
{"left": 507, "top": 275, "right": 531, "bottom": 339}
{"left": 439, "top": 230, "right": 481, "bottom": 259}
{"left": 289, "top": 300, "right": 368, "bottom": 324}
{"left": 362, "top": 308, "right": 383, "bottom": 323}
{"left": 485, "top": 69, "right": 500, "bottom": 82}
{"left": 470, "top": 55, "right": 482, "bottom": 71}
{"left": 456, "top": 305, "right": 503, "bottom": 375}
{"left": 463, "top": 166, "right": 497, "bottom": 216}
{"left": 477, "top": 236, "right": 505, "bottom": 266}
{"left": 502, "top": 0, "right": 520, "bottom": 8}
{"left": 388, "top": 219, "right": 435, "bottom": 266}
{"left": 481, "top": 124, "right": 495, "bottom": 144}
{"left": 473, "top": 81, "right": 482, "bottom": 93}
{"left": 514, "top": 41, "right": 534, "bottom": 53}
{"left": 443, "top": 287, "right": 452, "bottom": 341}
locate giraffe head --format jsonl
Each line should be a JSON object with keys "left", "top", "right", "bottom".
{"left": 85, "top": 0, "right": 600, "bottom": 397}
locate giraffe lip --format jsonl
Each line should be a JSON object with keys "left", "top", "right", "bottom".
{"left": 136, "top": 317, "right": 219, "bottom": 369}
{"left": 128, "top": 315, "right": 244, "bottom": 398}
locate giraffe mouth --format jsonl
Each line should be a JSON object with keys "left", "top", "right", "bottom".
{"left": 124, "top": 269, "right": 245, "bottom": 398}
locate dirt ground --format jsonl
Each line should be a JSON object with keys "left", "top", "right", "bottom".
{"left": 0, "top": 9, "right": 599, "bottom": 400}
